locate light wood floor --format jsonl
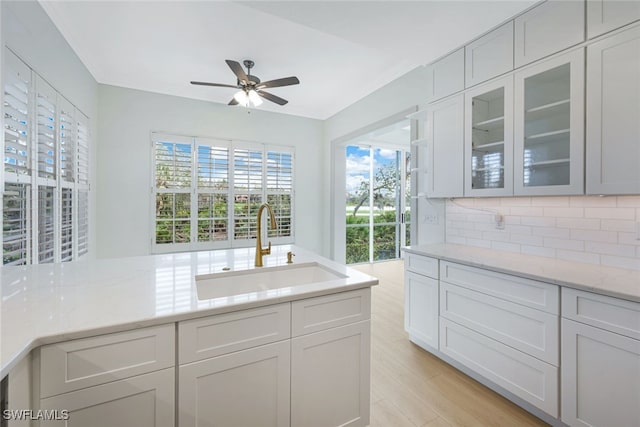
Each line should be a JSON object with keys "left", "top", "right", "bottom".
{"left": 352, "top": 261, "right": 549, "bottom": 427}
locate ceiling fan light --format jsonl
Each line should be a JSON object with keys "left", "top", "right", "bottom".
{"left": 248, "top": 90, "right": 263, "bottom": 106}
{"left": 234, "top": 90, "right": 249, "bottom": 106}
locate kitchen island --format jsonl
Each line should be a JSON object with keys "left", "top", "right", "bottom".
{"left": 1, "top": 245, "right": 377, "bottom": 426}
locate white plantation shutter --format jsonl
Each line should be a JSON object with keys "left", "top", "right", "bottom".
{"left": 2, "top": 183, "right": 30, "bottom": 265}
{"left": 3, "top": 50, "right": 31, "bottom": 180}
{"left": 2, "top": 49, "right": 92, "bottom": 264}
{"left": 37, "top": 185, "right": 55, "bottom": 263}
{"left": 76, "top": 111, "right": 90, "bottom": 185}
{"left": 36, "top": 76, "right": 57, "bottom": 181}
{"left": 151, "top": 134, "right": 294, "bottom": 252}
{"left": 59, "top": 98, "right": 76, "bottom": 184}
{"left": 266, "top": 148, "right": 293, "bottom": 239}
{"left": 233, "top": 145, "right": 263, "bottom": 241}
{"left": 153, "top": 134, "right": 193, "bottom": 246}
{"left": 196, "top": 138, "right": 230, "bottom": 244}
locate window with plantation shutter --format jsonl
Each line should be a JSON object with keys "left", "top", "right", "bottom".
{"left": 154, "top": 135, "right": 193, "bottom": 245}
{"left": 151, "top": 133, "right": 294, "bottom": 252}
{"left": 37, "top": 186, "right": 55, "bottom": 263}
{"left": 4, "top": 50, "right": 30, "bottom": 179}
{"left": 2, "top": 48, "right": 91, "bottom": 264}
{"left": 2, "top": 184, "right": 30, "bottom": 265}
{"left": 266, "top": 150, "right": 293, "bottom": 239}
{"left": 233, "top": 146, "right": 263, "bottom": 241}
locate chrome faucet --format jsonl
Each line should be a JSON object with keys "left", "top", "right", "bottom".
{"left": 255, "top": 203, "right": 277, "bottom": 267}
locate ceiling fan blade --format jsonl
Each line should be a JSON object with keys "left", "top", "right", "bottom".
{"left": 258, "top": 90, "right": 288, "bottom": 106}
{"left": 225, "top": 60, "right": 249, "bottom": 84}
{"left": 256, "top": 76, "right": 300, "bottom": 89}
{"left": 191, "top": 81, "right": 238, "bottom": 89}
{"left": 228, "top": 98, "right": 239, "bottom": 106}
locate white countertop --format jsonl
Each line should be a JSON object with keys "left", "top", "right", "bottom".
{"left": 403, "top": 243, "right": 640, "bottom": 303}
{"left": 0, "top": 245, "right": 378, "bottom": 378}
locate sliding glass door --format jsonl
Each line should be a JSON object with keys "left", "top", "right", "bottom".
{"left": 345, "top": 145, "right": 410, "bottom": 264}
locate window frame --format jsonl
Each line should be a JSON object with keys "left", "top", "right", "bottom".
{"left": 150, "top": 132, "right": 295, "bottom": 254}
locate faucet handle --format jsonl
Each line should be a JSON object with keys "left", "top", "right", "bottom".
{"left": 265, "top": 240, "right": 271, "bottom": 255}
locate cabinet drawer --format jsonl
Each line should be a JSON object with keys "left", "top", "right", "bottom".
{"left": 291, "top": 288, "right": 370, "bottom": 337}
{"left": 405, "top": 253, "right": 439, "bottom": 279}
{"left": 440, "top": 261, "right": 559, "bottom": 314}
{"left": 441, "top": 282, "right": 558, "bottom": 365}
{"left": 179, "top": 303, "right": 290, "bottom": 364}
{"left": 465, "top": 21, "right": 514, "bottom": 87}
{"left": 40, "top": 368, "right": 174, "bottom": 427}
{"left": 562, "top": 288, "right": 640, "bottom": 340}
{"left": 515, "top": 0, "right": 585, "bottom": 67}
{"left": 440, "top": 318, "right": 558, "bottom": 417}
{"left": 39, "top": 324, "right": 174, "bottom": 398}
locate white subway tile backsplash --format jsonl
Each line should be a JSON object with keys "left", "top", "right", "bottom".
{"left": 585, "top": 207, "right": 635, "bottom": 220}
{"left": 445, "top": 196, "right": 640, "bottom": 269}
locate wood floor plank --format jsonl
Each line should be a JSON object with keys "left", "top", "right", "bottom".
{"left": 353, "top": 261, "right": 549, "bottom": 427}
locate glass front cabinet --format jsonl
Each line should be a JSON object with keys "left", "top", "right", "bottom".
{"left": 514, "top": 49, "right": 584, "bottom": 195}
{"left": 465, "top": 76, "right": 514, "bottom": 196}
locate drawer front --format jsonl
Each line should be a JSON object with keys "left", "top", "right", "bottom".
{"left": 405, "top": 253, "right": 439, "bottom": 279}
{"left": 179, "top": 303, "right": 291, "bottom": 364}
{"left": 40, "top": 324, "right": 175, "bottom": 398}
{"left": 562, "top": 288, "right": 640, "bottom": 340}
{"left": 440, "top": 261, "right": 559, "bottom": 314}
{"left": 40, "top": 368, "right": 175, "bottom": 427}
{"left": 291, "top": 288, "right": 371, "bottom": 337}
{"left": 440, "top": 318, "right": 558, "bottom": 417}
{"left": 441, "top": 283, "right": 558, "bottom": 365}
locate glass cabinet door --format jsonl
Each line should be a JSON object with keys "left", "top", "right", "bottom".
{"left": 514, "top": 49, "right": 584, "bottom": 195}
{"left": 464, "top": 76, "right": 513, "bottom": 196}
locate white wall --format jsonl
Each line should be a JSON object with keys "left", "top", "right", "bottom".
{"left": 447, "top": 196, "right": 640, "bottom": 270}
{"left": 97, "top": 84, "right": 324, "bottom": 259}
{"left": 323, "top": 65, "right": 445, "bottom": 259}
{"left": 2, "top": 0, "right": 99, "bottom": 257}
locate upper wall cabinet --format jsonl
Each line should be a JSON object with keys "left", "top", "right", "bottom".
{"left": 514, "top": 49, "right": 585, "bottom": 196}
{"left": 587, "top": 0, "right": 640, "bottom": 39}
{"left": 515, "top": 0, "right": 585, "bottom": 68}
{"left": 586, "top": 25, "right": 640, "bottom": 195}
{"left": 432, "top": 48, "right": 465, "bottom": 101}
{"left": 465, "top": 76, "right": 514, "bottom": 197}
{"left": 425, "top": 94, "right": 464, "bottom": 198}
{"left": 465, "top": 22, "right": 514, "bottom": 88}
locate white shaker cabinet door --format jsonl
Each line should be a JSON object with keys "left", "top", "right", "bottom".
{"left": 465, "top": 22, "right": 514, "bottom": 87}
{"left": 515, "top": 0, "right": 585, "bottom": 67}
{"left": 40, "top": 368, "right": 174, "bottom": 427}
{"left": 432, "top": 48, "right": 465, "bottom": 101}
{"left": 405, "top": 271, "right": 439, "bottom": 350}
{"left": 586, "top": 25, "right": 640, "bottom": 195}
{"left": 291, "top": 321, "right": 370, "bottom": 427}
{"left": 587, "top": 0, "right": 640, "bottom": 38}
{"left": 561, "top": 318, "right": 640, "bottom": 427}
{"left": 179, "top": 341, "right": 291, "bottom": 427}
{"left": 426, "top": 94, "right": 464, "bottom": 198}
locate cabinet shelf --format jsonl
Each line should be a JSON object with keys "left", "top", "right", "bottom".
{"left": 473, "top": 116, "right": 504, "bottom": 132}
{"left": 526, "top": 99, "right": 570, "bottom": 121}
{"left": 473, "top": 141, "right": 504, "bottom": 152}
{"left": 525, "top": 129, "right": 570, "bottom": 145}
{"left": 473, "top": 165, "right": 504, "bottom": 172}
{"left": 526, "top": 158, "right": 570, "bottom": 168}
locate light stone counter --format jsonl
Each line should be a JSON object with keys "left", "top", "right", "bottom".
{"left": 403, "top": 243, "right": 640, "bottom": 302}
{"left": 0, "top": 245, "right": 378, "bottom": 378}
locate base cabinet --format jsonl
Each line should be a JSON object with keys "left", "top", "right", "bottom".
{"left": 561, "top": 318, "right": 640, "bottom": 427}
{"left": 179, "top": 341, "right": 290, "bottom": 427}
{"left": 291, "top": 321, "right": 371, "bottom": 427}
{"left": 39, "top": 368, "right": 174, "bottom": 427}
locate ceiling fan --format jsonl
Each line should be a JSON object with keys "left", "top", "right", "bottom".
{"left": 191, "top": 59, "right": 300, "bottom": 107}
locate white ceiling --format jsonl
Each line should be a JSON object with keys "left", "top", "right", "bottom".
{"left": 39, "top": 0, "right": 537, "bottom": 120}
